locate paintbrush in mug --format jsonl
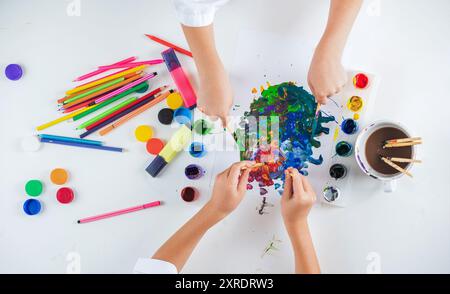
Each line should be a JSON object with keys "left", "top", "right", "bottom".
{"left": 385, "top": 137, "right": 422, "bottom": 144}
{"left": 384, "top": 140, "right": 422, "bottom": 148}
{"left": 388, "top": 157, "right": 422, "bottom": 164}
{"left": 381, "top": 157, "right": 413, "bottom": 178}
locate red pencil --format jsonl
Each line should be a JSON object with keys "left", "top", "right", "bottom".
{"left": 145, "top": 34, "right": 193, "bottom": 58}
{"left": 84, "top": 86, "right": 166, "bottom": 131}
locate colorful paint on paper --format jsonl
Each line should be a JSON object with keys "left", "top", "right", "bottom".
{"left": 235, "top": 82, "right": 335, "bottom": 194}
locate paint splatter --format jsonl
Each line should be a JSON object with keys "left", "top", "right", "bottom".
{"left": 235, "top": 82, "right": 335, "bottom": 190}
{"left": 261, "top": 235, "right": 282, "bottom": 258}
{"left": 257, "top": 197, "right": 273, "bottom": 215}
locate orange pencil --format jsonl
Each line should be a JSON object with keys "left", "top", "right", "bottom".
{"left": 58, "top": 72, "right": 141, "bottom": 104}
{"left": 99, "top": 89, "right": 171, "bottom": 136}
{"left": 62, "top": 73, "right": 143, "bottom": 110}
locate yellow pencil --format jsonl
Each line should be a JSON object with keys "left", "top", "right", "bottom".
{"left": 36, "top": 105, "right": 95, "bottom": 131}
{"left": 66, "top": 65, "right": 148, "bottom": 96}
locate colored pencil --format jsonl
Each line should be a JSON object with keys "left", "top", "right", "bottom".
{"left": 99, "top": 89, "right": 171, "bottom": 136}
{"left": 62, "top": 73, "right": 143, "bottom": 111}
{"left": 145, "top": 34, "right": 193, "bottom": 58}
{"left": 40, "top": 137, "right": 123, "bottom": 152}
{"left": 71, "top": 82, "right": 150, "bottom": 121}
{"left": 36, "top": 105, "right": 96, "bottom": 131}
{"left": 63, "top": 77, "right": 125, "bottom": 105}
{"left": 38, "top": 134, "right": 103, "bottom": 146}
{"left": 86, "top": 87, "right": 163, "bottom": 131}
{"left": 77, "top": 201, "right": 161, "bottom": 224}
{"left": 381, "top": 157, "right": 413, "bottom": 178}
{"left": 66, "top": 65, "right": 147, "bottom": 96}
{"left": 388, "top": 157, "right": 422, "bottom": 164}
{"left": 97, "top": 60, "right": 164, "bottom": 70}
{"left": 93, "top": 72, "right": 157, "bottom": 104}
{"left": 80, "top": 92, "right": 160, "bottom": 138}
{"left": 73, "top": 56, "right": 137, "bottom": 82}
{"left": 76, "top": 97, "right": 138, "bottom": 130}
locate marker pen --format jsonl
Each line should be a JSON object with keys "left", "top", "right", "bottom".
{"left": 162, "top": 48, "right": 197, "bottom": 109}
{"left": 145, "top": 124, "right": 192, "bottom": 177}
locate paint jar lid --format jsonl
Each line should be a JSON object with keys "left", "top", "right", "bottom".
{"left": 56, "top": 187, "right": 74, "bottom": 204}
{"left": 21, "top": 135, "right": 41, "bottom": 152}
{"left": 174, "top": 107, "right": 192, "bottom": 125}
{"left": 136, "top": 82, "right": 149, "bottom": 93}
{"left": 23, "top": 199, "right": 42, "bottom": 215}
{"left": 25, "top": 180, "right": 43, "bottom": 197}
{"left": 146, "top": 138, "right": 165, "bottom": 155}
{"left": 158, "top": 108, "right": 174, "bottom": 125}
{"left": 166, "top": 92, "right": 184, "bottom": 110}
{"left": 323, "top": 186, "right": 340, "bottom": 202}
{"left": 5, "top": 64, "right": 23, "bottom": 80}
{"left": 50, "top": 168, "right": 69, "bottom": 185}
{"left": 135, "top": 125, "right": 153, "bottom": 142}
{"left": 189, "top": 142, "right": 206, "bottom": 158}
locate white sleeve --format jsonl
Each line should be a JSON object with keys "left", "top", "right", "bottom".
{"left": 173, "top": 0, "right": 229, "bottom": 27}
{"left": 133, "top": 258, "right": 178, "bottom": 274}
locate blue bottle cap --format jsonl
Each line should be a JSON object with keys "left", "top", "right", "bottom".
{"left": 23, "top": 199, "right": 42, "bottom": 215}
{"left": 174, "top": 107, "right": 192, "bottom": 125}
{"left": 5, "top": 64, "right": 23, "bottom": 81}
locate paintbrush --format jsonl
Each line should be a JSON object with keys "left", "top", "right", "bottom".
{"left": 383, "top": 140, "right": 422, "bottom": 148}
{"left": 381, "top": 157, "right": 413, "bottom": 178}
{"left": 385, "top": 137, "right": 422, "bottom": 144}
{"left": 388, "top": 157, "right": 422, "bottom": 164}
{"left": 241, "top": 162, "right": 265, "bottom": 170}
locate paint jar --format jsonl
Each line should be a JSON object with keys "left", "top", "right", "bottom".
{"left": 173, "top": 107, "right": 192, "bottom": 125}
{"left": 323, "top": 186, "right": 340, "bottom": 203}
{"left": 347, "top": 96, "right": 364, "bottom": 112}
{"left": 181, "top": 186, "right": 198, "bottom": 202}
{"left": 23, "top": 199, "right": 42, "bottom": 215}
{"left": 335, "top": 141, "right": 353, "bottom": 157}
{"left": 341, "top": 118, "right": 359, "bottom": 135}
{"left": 184, "top": 164, "right": 205, "bottom": 180}
{"left": 329, "top": 164, "right": 348, "bottom": 180}
{"left": 193, "top": 119, "right": 213, "bottom": 135}
{"left": 353, "top": 73, "right": 369, "bottom": 89}
{"left": 189, "top": 142, "right": 206, "bottom": 158}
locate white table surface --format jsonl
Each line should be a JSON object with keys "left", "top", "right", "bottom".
{"left": 1, "top": 0, "right": 449, "bottom": 274}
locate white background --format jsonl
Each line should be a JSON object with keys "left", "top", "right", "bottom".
{"left": 1, "top": 0, "right": 449, "bottom": 274}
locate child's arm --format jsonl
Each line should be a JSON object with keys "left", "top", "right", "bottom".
{"left": 174, "top": 0, "right": 231, "bottom": 126}
{"left": 151, "top": 161, "right": 253, "bottom": 272}
{"left": 281, "top": 168, "right": 320, "bottom": 274}
{"left": 182, "top": 24, "right": 232, "bottom": 125}
{"left": 308, "top": 0, "right": 363, "bottom": 104}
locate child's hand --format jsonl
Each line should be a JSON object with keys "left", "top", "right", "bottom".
{"left": 205, "top": 161, "right": 254, "bottom": 219}
{"left": 197, "top": 66, "right": 233, "bottom": 127}
{"left": 307, "top": 46, "right": 347, "bottom": 105}
{"left": 281, "top": 168, "right": 317, "bottom": 229}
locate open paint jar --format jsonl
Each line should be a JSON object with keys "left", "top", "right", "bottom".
{"left": 181, "top": 187, "right": 199, "bottom": 202}
{"left": 184, "top": 164, "right": 205, "bottom": 180}
{"left": 323, "top": 186, "right": 340, "bottom": 203}
{"left": 335, "top": 141, "right": 353, "bottom": 157}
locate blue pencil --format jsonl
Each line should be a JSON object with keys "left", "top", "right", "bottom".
{"left": 38, "top": 134, "right": 103, "bottom": 146}
{"left": 40, "top": 138, "right": 123, "bottom": 153}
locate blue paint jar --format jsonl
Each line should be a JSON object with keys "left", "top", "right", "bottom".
{"left": 174, "top": 107, "right": 192, "bottom": 125}
{"left": 341, "top": 118, "right": 359, "bottom": 135}
{"left": 189, "top": 142, "right": 206, "bottom": 158}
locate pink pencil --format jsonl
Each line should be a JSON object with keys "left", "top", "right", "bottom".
{"left": 93, "top": 72, "right": 157, "bottom": 104}
{"left": 73, "top": 56, "right": 137, "bottom": 82}
{"left": 77, "top": 201, "right": 161, "bottom": 224}
{"left": 98, "top": 60, "right": 164, "bottom": 70}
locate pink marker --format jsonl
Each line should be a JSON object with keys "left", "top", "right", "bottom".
{"left": 162, "top": 48, "right": 197, "bottom": 109}
{"left": 77, "top": 201, "right": 161, "bottom": 224}
{"left": 98, "top": 60, "right": 164, "bottom": 70}
{"left": 73, "top": 56, "right": 137, "bottom": 82}
{"left": 93, "top": 72, "right": 157, "bottom": 104}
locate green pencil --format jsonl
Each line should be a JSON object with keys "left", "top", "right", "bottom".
{"left": 63, "top": 77, "right": 125, "bottom": 105}
{"left": 76, "top": 97, "right": 138, "bottom": 130}
{"left": 72, "top": 82, "right": 148, "bottom": 121}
